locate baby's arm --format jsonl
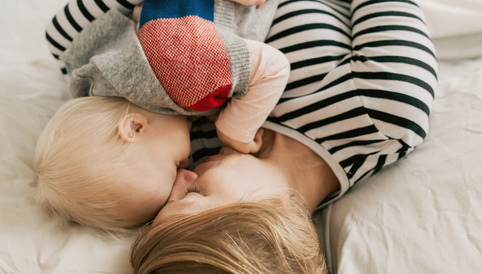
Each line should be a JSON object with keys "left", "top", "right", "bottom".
{"left": 45, "top": 0, "right": 144, "bottom": 75}
{"left": 215, "top": 39, "right": 290, "bottom": 154}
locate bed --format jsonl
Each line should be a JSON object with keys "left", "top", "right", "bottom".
{"left": 1, "top": 0, "right": 481, "bottom": 273}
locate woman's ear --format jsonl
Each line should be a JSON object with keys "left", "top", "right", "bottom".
{"left": 118, "top": 113, "right": 148, "bottom": 143}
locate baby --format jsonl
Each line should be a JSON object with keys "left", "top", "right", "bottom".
{"left": 35, "top": 0, "right": 288, "bottom": 233}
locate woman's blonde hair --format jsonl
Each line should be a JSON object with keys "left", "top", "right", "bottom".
{"left": 33, "top": 96, "right": 134, "bottom": 233}
{"left": 131, "top": 198, "right": 328, "bottom": 274}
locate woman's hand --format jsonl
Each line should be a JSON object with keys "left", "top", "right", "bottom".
{"left": 217, "top": 128, "right": 264, "bottom": 154}
{"left": 232, "top": 0, "right": 266, "bottom": 9}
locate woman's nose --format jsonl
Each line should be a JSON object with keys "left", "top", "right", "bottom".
{"left": 169, "top": 169, "right": 198, "bottom": 200}
{"left": 174, "top": 168, "right": 198, "bottom": 187}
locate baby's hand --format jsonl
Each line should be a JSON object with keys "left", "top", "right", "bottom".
{"left": 233, "top": 0, "right": 266, "bottom": 9}
{"left": 217, "top": 128, "right": 264, "bottom": 154}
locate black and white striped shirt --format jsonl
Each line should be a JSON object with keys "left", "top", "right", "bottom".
{"left": 189, "top": 0, "right": 437, "bottom": 207}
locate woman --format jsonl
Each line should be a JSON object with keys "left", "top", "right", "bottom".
{"left": 132, "top": 0, "right": 438, "bottom": 272}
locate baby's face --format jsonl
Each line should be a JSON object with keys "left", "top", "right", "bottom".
{"left": 116, "top": 110, "right": 192, "bottom": 226}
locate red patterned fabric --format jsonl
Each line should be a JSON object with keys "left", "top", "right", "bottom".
{"left": 138, "top": 16, "right": 232, "bottom": 111}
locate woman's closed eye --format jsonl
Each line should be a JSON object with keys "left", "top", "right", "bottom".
{"left": 185, "top": 187, "right": 202, "bottom": 196}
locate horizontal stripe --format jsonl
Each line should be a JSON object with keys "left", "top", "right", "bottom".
{"left": 116, "top": 0, "right": 136, "bottom": 10}
{"left": 77, "top": 0, "right": 95, "bottom": 21}
{"left": 329, "top": 139, "right": 386, "bottom": 154}
{"left": 353, "top": 71, "right": 435, "bottom": 98}
{"left": 190, "top": 129, "right": 217, "bottom": 139}
{"left": 266, "top": 23, "right": 351, "bottom": 43}
{"left": 285, "top": 73, "right": 328, "bottom": 91}
{"left": 358, "top": 89, "right": 430, "bottom": 116}
{"left": 272, "top": 8, "right": 349, "bottom": 28}
{"left": 46, "top": 32, "right": 66, "bottom": 51}
{"left": 278, "top": 0, "right": 332, "bottom": 9}
{"left": 94, "top": 0, "right": 110, "bottom": 12}
{"left": 353, "top": 11, "right": 423, "bottom": 26}
{"left": 64, "top": 4, "right": 82, "bottom": 32}
{"left": 352, "top": 54, "right": 437, "bottom": 79}
{"left": 315, "top": 124, "right": 380, "bottom": 143}
{"left": 366, "top": 108, "right": 427, "bottom": 139}
{"left": 274, "top": 88, "right": 358, "bottom": 122}
{"left": 352, "top": 0, "right": 419, "bottom": 15}
{"left": 278, "top": 40, "right": 351, "bottom": 54}
{"left": 298, "top": 107, "right": 366, "bottom": 132}
{"left": 354, "top": 40, "right": 436, "bottom": 60}
{"left": 191, "top": 147, "right": 221, "bottom": 163}
{"left": 353, "top": 25, "right": 430, "bottom": 40}
{"left": 290, "top": 54, "right": 347, "bottom": 70}
{"left": 52, "top": 16, "right": 73, "bottom": 42}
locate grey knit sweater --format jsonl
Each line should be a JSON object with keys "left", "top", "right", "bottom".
{"left": 61, "top": 0, "right": 279, "bottom": 116}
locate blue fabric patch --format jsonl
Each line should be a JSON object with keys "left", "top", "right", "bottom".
{"left": 139, "top": 0, "right": 215, "bottom": 29}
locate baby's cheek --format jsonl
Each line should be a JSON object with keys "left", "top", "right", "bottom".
{"left": 151, "top": 184, "right": 172, "bottom": 214}
{"left": 182, "top": 136, "right": 191, "bottom": 157}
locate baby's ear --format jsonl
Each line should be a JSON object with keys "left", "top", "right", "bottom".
{"left": 118, "top": 113, "right": 148, "bottom": 143}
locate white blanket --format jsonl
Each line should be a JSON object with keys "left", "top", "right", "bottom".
{"left": 421, "top": 0, "right": 482, "bottom": 60}
{"left": 1, "top": 0, "right": 481, "bottom": 273}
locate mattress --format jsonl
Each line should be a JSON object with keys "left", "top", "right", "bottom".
{"left": 1, "top": 0, "right": 481, "bottom": 273}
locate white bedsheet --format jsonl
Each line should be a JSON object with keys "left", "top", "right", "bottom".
{"left": 1, "top": 0, "right": 481, "bottom": 273}
{"left": 421, "top": 0, "right": 482, "bottom": 60}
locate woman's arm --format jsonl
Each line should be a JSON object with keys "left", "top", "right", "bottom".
{"left": 45, "top": 0, "right": 144, "bottom": 74}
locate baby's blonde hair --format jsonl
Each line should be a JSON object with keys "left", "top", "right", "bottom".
{"left": 131, "top": 198, "right": 328, "bottom": 273}
{"left": 34, "top": 96, "right": 134, "bottom": 233}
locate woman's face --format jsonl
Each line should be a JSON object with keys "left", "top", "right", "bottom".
{"left": 151, "top": 146, "right": 290, "bottom": 226}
